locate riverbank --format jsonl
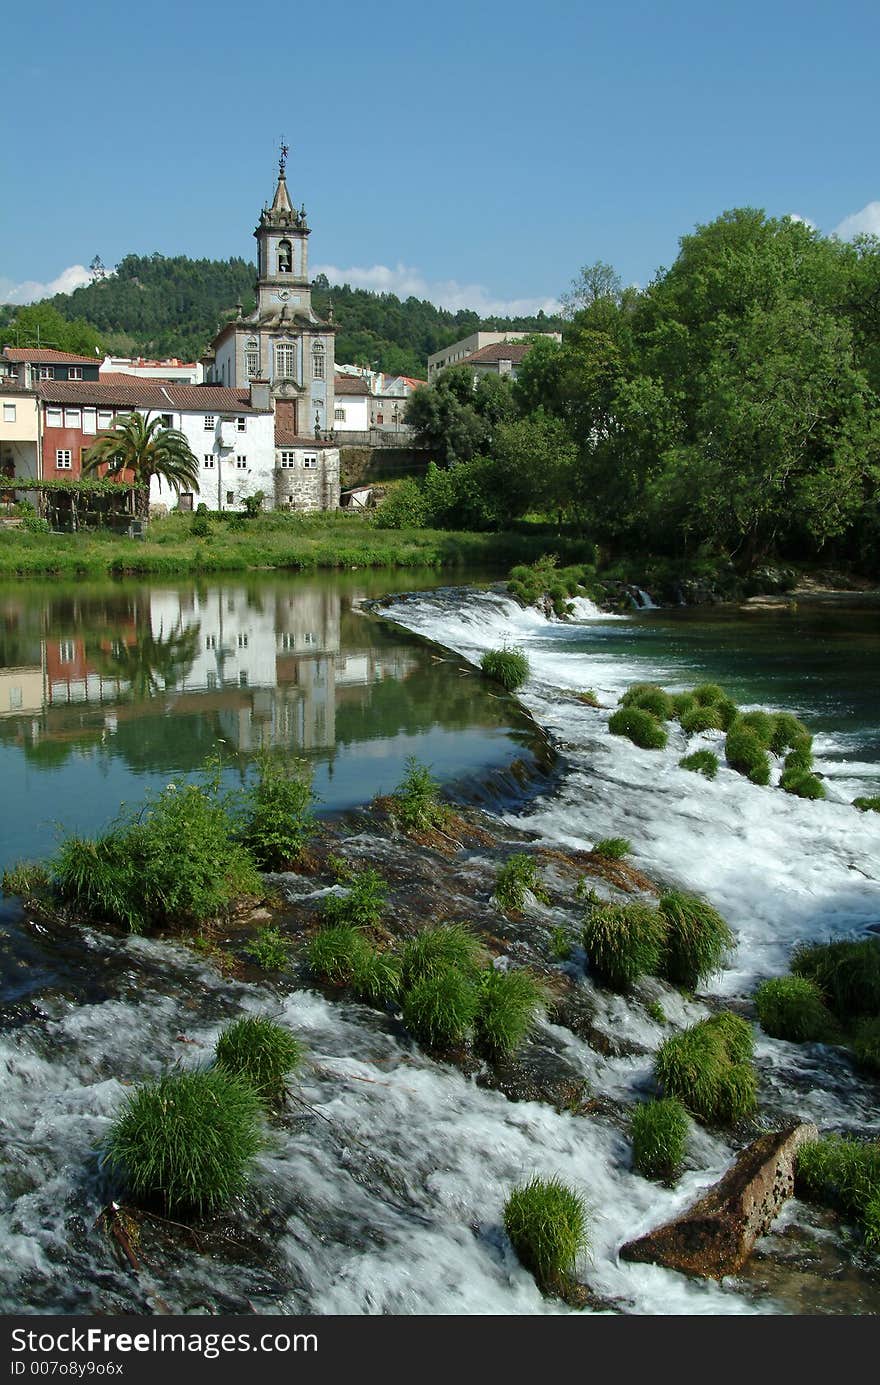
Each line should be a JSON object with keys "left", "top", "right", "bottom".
{"left": 0, "top": 512, "right": 597, "bottom": 579}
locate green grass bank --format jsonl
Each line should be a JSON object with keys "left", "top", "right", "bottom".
{"left": 0, "top": 513, "right": 598, "bottom": 579}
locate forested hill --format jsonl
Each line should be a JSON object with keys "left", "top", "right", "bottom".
{"left": 0, "top": 253, "right": 563, "bottom": 373}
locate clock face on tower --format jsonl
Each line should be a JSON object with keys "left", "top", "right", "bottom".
{"left": 275, "top": 289, "right": 291, "bottom": 302}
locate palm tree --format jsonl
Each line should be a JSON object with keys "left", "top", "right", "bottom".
{"left": 82, "top": 412, "right": 200, "bottom": 520}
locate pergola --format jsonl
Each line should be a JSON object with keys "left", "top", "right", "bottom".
{"left": 5, "top": 478, "right": 138, "bottom": 531}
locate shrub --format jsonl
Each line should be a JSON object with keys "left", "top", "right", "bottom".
{"left": 305, "top": 923, "right": 368, "bottom": 986}
{"left": 322, "top": 866, "right": 388, "bottom": 927}
{"left": 103, "top": 1068, "right": 262, "bottom": 1215}
{"left": 215, "top": 1015, "right": 304, "bottom": 1107}
{"left": 619, "top": 683, "right": 674, "bottom": 720}
{"left": 659, "top": 890, "right": 735, "bottom": 990}
{"left": 372, "top": 478, "right": 428, "bottom": 529}
{"left": 791, "top": 937, "right": 880, "bottom": 1020}
{"left": 725, "top": 723, "right": 771, "bottom": 785}
{"left": 796, "top": 1136, "right": 880, "bottom": 1250}
{"left": 475, "top": 967, "right": 545, "bottom": 1057}
{"left": 494, "top": 854, "right": 547, "bottom": 911}
{"left": 402, "top": 969, "right": 479, "bottom": 1049}
{"left": 679, "top": 704, "right": 725, "bottom": 735}
{"left": 246, "top": 925, "right": 290, "bottom": 971}
{"left": 503, "top": 1176, "right": 590, "bottom": 1287}
{"left": 583, "top": 902, "right": 667, "bottom": 991}
{"left": 350, "top": 945, "right": 402, "bottom": 1005}
{"left": 738, "top": 710, "right": 778, "bottom": 749}
{"left": 53, "top": 781, "right": 261, "bottom": 933}
{"left": 400, "top": 923, "right": 486, "bottom": 989}
{"left": 850, "top": 1016, "right": 880, "bottom": 1073}
{"left": 654, "top": 1013, "right": 757, "bottom": 1125}
{"left": 853, "top": 796, "right": 880, "bottom": 814}
{"left": 190, "top": 514, "right": 211, "bottom": 538}
{"left": 1, "top": 860, "right": 50, "bottom": 896}
{"left": 770, "top": 712, "right": 812, "bottom": 756}
{"left": 754, "top": 975, "right": 837, "bottom": 1042}
{"left": 388, "top": 756, "right": 451, "bottom": 832}
{"left": 239, "top": 751, "right": 316, "bottom": 869}
{"left": 592, "top": 837, "right": 631, "bottom": 860}
{"left": 780, "top": 767, "right": 826, "bottom": 800}
{"left": 631, "top": 1098, "right": 689, "bottom": 1181}
{"left": 607, "top": 706, "right": 668, "bottom": 750}
{"left": 679, "top": 749, "right": 719, "bottom": 779}
{"left": 480, "top": 647, "right": 530, "bottom": 692}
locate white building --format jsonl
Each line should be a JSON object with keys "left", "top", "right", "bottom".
{"left": 101, "top": 357, "right": 204, "bottom": 384}
{"left": 427, "top": 330, "right": 562, "bottom": 380}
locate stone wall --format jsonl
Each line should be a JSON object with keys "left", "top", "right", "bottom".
{"left": 340, "top": 446, "right": 430, "bottom": 488}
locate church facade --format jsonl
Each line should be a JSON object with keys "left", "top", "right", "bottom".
{"left": 206, "top": 150, "right": 340, "bottom": 511}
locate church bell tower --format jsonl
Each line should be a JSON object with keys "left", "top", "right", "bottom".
{"left": 254, "top": 142, "right": 312, "bottom": 319}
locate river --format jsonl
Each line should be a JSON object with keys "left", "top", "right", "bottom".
{"left": 0, "top": 575, "right": 878, "bottom": 1315}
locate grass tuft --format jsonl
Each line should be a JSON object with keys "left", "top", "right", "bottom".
{"left": 103, "top": 1067, "right": 262, "bottom": 1215}
{"left": 631, "top": 1098, "right": 689, "bottom": 1181}
{"left": 583, "top": 901, "right": 667, "bottom": 991}
{"left": 214, "top": 1015, "right": 304, "bottom": 1108}
{"left": 503, "top": 1176, "right": 590, "bottom": 1287}
{"left": 305, "top": 923, "right": 368, "bottom": 986}
{"left": 401, "top": 969, "right": 479, "bottom": 1049}
{"left": 654, "top": 1013, "right": 757, "bottom": 1125}
{"left": 679, "top": 749, "right": 719, "bottom": 779}
{"left": 350, "top": 946, "right": 402, "bottom": 1005}
{"left": 591, "top": 837, "right": 631, "bottom": 860}
{"left": 780, "top": 767, "right": 826, "bottom": 800}
{"left": 475, "top": 967, "right": 545, "bottom": 1058}
{"left": 608, "top": 706, "right": 668, "bottom": 750}
{"left": 659, "top": 890, "right": 735, "bottom": 990}
{"left": 796, "top": 1136, "right": 880, "bottom": 1250}
{"left": 480, "top": 647, "right": 531, "bottom": 692}
{"left": 754, "top": 975, "right": 838, "bottom": 1042}
{"left": 725, "top": 722, "right": 771, "bottom": 785}
{"left": 850, "top": 1017, "right": 880, "bottom": 1074}
{"left": 791, "top": 937, "right": 880, "bottom": 1021}
{"left": 400, "top": 923, "right": 486, "bottom": 990}
{"left": 1, "top": 860, "right": 50, "bottom": 896}
{"left": 619, "top": 683, "right": 674, "bottom": 720}
{"left": 853, "top": 795, "right": 880, "bottom": 814}
{"left": 679, "top": 704, "right": 725, "bottom": 735}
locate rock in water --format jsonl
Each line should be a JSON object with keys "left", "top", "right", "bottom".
{"left": 619, "top": 1122, "right": 818, "bottom": 1278}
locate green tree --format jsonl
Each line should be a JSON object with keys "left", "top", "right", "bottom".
{"left": 82, "top": 412, "right": 201, "bottom": 519}
{"left": 4, "top": 302, "right": 103, "bottom": 357}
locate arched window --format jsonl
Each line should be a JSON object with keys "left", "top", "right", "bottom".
{"left": 275, "top": 342, "right": 296, "bottom": 379}
{"left": 312, "top": 342, "right": 325, "bottom": 380}
{"left": 277, "top": 239, "right": 292, "bottom": 273}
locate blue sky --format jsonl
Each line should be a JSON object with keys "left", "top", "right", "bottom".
{"left": 2, "top": 0, "right": 878, "bottom": 312}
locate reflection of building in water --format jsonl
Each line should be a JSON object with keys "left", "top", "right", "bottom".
{"left": 0, "top": 584, "right": 420, "bottom": 759}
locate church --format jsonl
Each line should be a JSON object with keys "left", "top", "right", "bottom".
{"left": 205, "top": 147, "right": 340, "bottom": 510}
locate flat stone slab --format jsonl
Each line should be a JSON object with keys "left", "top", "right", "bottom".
{"left": 620, "top": 1122, "right": 818, "bottom": 1278}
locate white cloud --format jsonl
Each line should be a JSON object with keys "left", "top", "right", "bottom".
{"left": 314, "top": 261, "right": 560, "bottom": 317}
{"left": 785, "top": 213, "right": 817, "bottom": 229}
{"left": 833, "top": 201, "right": 880, "bottom": 240}
{"left": 0, "top": 264, "right": 92, "bottom": 306}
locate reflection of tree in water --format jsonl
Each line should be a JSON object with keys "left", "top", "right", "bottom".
{"left": 107, "top": 712, "right": 232, "bottom": 774}
{"left": 334, "top": 661, "right": 515, "bottom": 746}
{"left": 86, "top": 624, "right": 201, "bottom": 701}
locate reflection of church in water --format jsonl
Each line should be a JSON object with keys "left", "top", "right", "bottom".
{"left": 0, "top": 586, "right": 419, "bottom": 756}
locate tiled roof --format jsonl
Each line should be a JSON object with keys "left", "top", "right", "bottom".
{"left": 2, "top": 347, "right": 100, "bottom": 365}
{"left": 398, "top": 376, "right": 427, "bottom": 389}
{"left": 36, "top": 380, "right": 268, "bottom": 413}
{"left": 334, "top": 375, "right": 371, "bottom": 396}
{"left": 275, "top": 430, "right": 337, "bottom": 449}
{"left": 460, "top": 341, "right": 531, "bottom": 365}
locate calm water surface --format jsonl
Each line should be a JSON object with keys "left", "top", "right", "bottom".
{"left": 0, "top": 570, "right": 535, "bottom": 872}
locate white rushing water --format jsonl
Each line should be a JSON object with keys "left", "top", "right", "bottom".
{"left": 1, "top": 586, "right": 878, "bottom": 1317}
